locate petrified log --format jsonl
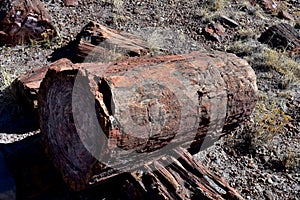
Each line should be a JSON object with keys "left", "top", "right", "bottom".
{"left": 70, "top": 21, "right": 149, "bottom": 63}
{"left": 38, "top": 51, "right": 258, "bottom": 190}
{"left": 0, "top": 0, "right": 56, "bottom": 46}
{"left": 10, "top": 58, "right": 72, "bottom": 110}
{"left": 258, "top": 23, "right": 300, "bottom": 52}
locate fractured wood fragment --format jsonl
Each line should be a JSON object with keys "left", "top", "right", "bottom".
{"left": 71, "top": 21, "right": 150, "bottom": 62}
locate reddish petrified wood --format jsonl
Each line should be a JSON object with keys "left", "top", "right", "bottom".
{"left": 10, "top": 58, "right": 72, "bottom": 109}
{"left": 71, "top": 21, "right": 150, "bottom": 62}
{"left": 120, "top": 148, "right": 244, "bottom": 200}
{"left": 203, "top": 22, "right": 226, "bottom": 42}
{"left": 38, "top": 51, "right": 258, "bottom": 191}
{"left": 0, "top": 0, "right": 56, "bottom": 46}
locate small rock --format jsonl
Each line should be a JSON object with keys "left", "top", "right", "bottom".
{"left": 271, "top": 175, "right": 281, "bottom": 183}
{"left": 255, "top": 184, "right": 264, "bottom": 193}
{"left": 267, "top": 177, "right": 273, "bottom": 184}
{"left": 278, "top": 10, "right": 294, "bottom": 21}
{"left": 65, "top": 0, "right": 80, "bottom": 6}
{"left": 202, "top": 22, "right": 226, "bottom": 42}
{"left": 264, "top": 190, "right": 274, "bottom": 200}
{"left": 220, "top": 15, "right": 239, "bottom": 28}
{"left": 261, "top": 155, "right": 270, "bottom": 163}
{"left": 261, "top": 0, "right": 280, "bottom": 12}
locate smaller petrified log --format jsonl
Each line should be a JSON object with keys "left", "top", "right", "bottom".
{"left": 0, "top": 0, "right": 56, "bottom": 46}
{"left": 11, "top": 22, "right": 150, "bottom": 109}
{"left": 10, "top": 58, "right": 72, "bottom": 110}
{"left": 71, "top": 21, "right": 150, "bottom": 62}
{"left": 258, "top": 23, "right": 300, "bottom": 52}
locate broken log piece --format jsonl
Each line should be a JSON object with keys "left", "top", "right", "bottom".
{"left": 71, "top": 21, "right": 150, "bottom": 62}
{"left": 258, "top": 23, "right": 300, "bottom": 52}
{"left": 0, "top": 0, "right": 56, "bottom": 46}
{"left": 115, "top": 147, "right": 244, "bottom": 199}
{"left": 125, "top": 147, "right": 244, "bottom": 200}
{"left": 38, "top": 51, "right": 258, "bottom": 190}
{"left": 10, "top": 58, "right": 72, "bottom": 110}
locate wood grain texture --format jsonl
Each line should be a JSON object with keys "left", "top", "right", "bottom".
{"left": 71, "top": 21, "right": 150, "bottom": 62}
{"left": 38, "top": 51, "right": 258, "bottom": 191}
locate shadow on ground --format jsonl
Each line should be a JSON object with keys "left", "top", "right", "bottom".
{"left": 0, "top": 87, "right": 39, "bottom": 134}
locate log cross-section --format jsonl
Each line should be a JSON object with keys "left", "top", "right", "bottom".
{"left": 38, "top": 51, "right": 258, "bottom": 191}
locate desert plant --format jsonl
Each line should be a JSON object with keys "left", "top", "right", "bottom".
{"left": 252, "top": 93, "right": 292, "bottom": 144}
{"left": 0, "top": 66, "right": 12, "bottom": 87}
{"left": 262, "top": 49, "right": 300, "bottom": 77}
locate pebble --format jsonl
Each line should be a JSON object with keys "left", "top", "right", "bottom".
{"left": 264, "top": 190, "right": 274, "bottom": 200}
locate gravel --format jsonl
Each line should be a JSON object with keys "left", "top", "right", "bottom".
{"left": 0, "top": 0, "right": 299, "bottom": 199}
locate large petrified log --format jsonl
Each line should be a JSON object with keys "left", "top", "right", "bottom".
{"left": 38, "top": 51, "right": 258, "bottom": 191}
{"left": 0, "top": 0, "right": 56, "bottom": 46}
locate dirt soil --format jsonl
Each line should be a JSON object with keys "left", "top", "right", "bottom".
{"left": 0, "top": 0, "right": 299, "bottom": 199}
